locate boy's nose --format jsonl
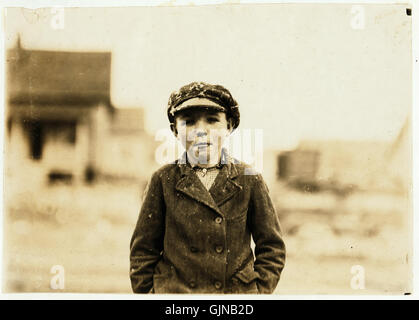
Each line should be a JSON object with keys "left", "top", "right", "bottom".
{"left": 194, "top": 119, "right": 209, "bottom": 136}
{"left": 196, "top": 130, "right": 206, "bottom": 138}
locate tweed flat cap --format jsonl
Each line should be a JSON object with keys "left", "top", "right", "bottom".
{"left": 167, "top": 81, "right": 240, "bottom": 130}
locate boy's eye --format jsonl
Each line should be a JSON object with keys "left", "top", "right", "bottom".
{"left": 183, "top": 119, "right": 195, "bottom": 125}
{"left": 207, "top": 117, "right": 219, "bottom": 123}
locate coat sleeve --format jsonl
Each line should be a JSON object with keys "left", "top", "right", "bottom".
{"left": 129, "top": 171, "right": 166, "bottom": 293}
{"left": 248, "top": 173, "right": 286, "bottom": 294}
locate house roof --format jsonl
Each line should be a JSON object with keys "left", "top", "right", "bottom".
{"left": 7, "top": 43, "right": 112, "bottom": 107}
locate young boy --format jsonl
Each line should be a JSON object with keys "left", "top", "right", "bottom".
{"left": 130, "top": 82, "right": 286, "bottom": 294}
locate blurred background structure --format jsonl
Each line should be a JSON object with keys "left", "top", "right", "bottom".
{"left": 2, "top": 5, "right": 412, "bottom": 294}
{"left": 6, "top": 36, "right": 158, "bottom": 186}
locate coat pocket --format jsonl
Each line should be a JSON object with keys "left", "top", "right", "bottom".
{"left": 235, "top": 268, "right": 259, "bottom": 284}
{"left": 231, "top": 263, "right": 259, "bottom": 294}
{"left": 152, "top": 260, "right": 174, "bottom": 293}
{"left": 153, "top": 259, "right": 172, "bottom": 278}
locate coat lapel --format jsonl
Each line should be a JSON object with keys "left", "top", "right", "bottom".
{"left": 175, "top": 163, "right": 225, "bottom": 217}
{"left": 175, "top": 150, "right": 242, "bottom": 217}
{"left": 209, "top": 164, "right": 242, "bottom": 207}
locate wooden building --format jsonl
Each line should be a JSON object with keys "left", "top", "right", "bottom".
{"left": 5, "top": 39, "right": 157, "bottom": 185}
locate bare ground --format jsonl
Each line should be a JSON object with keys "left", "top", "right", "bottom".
{"left": 3, "top": 181, "right": 412, "bottom": 295}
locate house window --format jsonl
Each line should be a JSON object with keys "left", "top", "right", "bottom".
{"left": 23, "top": 120, "right": 43, "bottom": 160}
{"left": 45, "top": 121, "right": 77, "bottom": 145}
{"left": 7, "top": 118, "right": 12, "bottom": 136}
{"left": 23, "top": 120, "right": 77, "bottom": 161}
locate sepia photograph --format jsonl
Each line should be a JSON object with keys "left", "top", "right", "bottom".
{"left": 1, "top": 2, "right": 414, "bottom": 295}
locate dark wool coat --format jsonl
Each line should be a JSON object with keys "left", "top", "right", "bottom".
{"left": 129, "top": 154, "right": 286, "bottom": 294}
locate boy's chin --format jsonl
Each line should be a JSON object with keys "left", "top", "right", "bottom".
{"left": 188, "top": 149, "right": 221, "bottom": 165}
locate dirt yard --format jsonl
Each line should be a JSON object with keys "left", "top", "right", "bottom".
{"left": 2, "top": 181, "right": 412, "bottom": 295}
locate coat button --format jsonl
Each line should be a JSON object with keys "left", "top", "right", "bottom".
{"left": 214, "top": 281, "right": 222, "bottom": 289}
{"left": 215, "top": 245, "right": 223, "bottom": 253}
{"left": 189, "top": 281, "right": 196, "bottom": 288}
{"left": 215, "top": 217, "right": 223, "bottom": 224}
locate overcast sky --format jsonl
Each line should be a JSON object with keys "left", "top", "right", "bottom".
{"left": 4, "top": 4, "right": 412, "bottom": 149}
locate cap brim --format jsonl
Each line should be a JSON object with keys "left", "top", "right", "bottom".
{"left": 171, "top": 97, "right": 225, "bottom": 115}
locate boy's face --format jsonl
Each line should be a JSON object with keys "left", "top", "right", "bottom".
{"left": 174, "top": 108, "right": 232, "bottom": 167}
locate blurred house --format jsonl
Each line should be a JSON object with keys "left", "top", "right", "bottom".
{"left": 275, "top": 119, "right": 410, "bottom": 193}
{"left": 277, "top": 150, "right": 320, "bottom": 183}
{"left": 5, "top": 38, "right": 157, "bottom": 186}
{"left": 100, "top": 108, "right": 158, "bottom": 182}
{"left": 296, "top": 140, "right": 390, "bottom": 191}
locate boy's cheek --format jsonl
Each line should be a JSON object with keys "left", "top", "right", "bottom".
{"left": 210, "top": 134, "right": 228, "bottom": 147}
{"left": 213, "top": 128, "right": 230, "bottom": 140}
{"left": 177, "top": 134, "right": 190, "bottom": 148}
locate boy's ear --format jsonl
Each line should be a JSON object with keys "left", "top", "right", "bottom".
{"left": 170, "top": 123, "right": 178, "bottom": 136}
{"left": 227, "top": 118, "right": 234, "bottom": 133}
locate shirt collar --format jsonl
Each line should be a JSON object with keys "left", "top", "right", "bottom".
{"left": 177, "top": 148, "right": 238, "bottom": 178}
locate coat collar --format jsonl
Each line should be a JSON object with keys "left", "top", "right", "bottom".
{"left": 175, "top": 149, "right": 242, "bottom": 217}
{"left": 176, "top": 148, "right": 238, "bottom": 179}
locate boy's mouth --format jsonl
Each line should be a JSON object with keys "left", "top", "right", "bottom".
{"left": 193, "top": 142, "right": 212, "bottom": 147}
